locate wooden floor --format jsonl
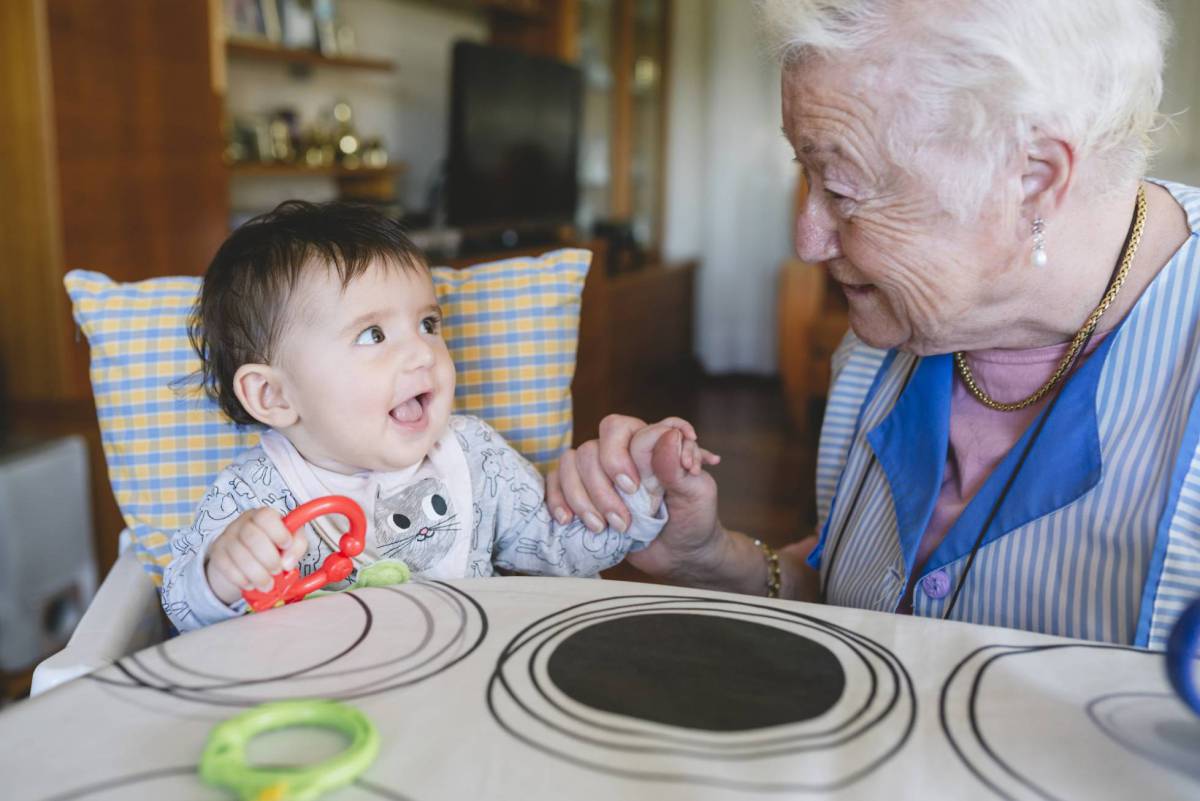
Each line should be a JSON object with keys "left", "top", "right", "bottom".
{"left": 603, "top": 374, "right": 819, "bottom": 582}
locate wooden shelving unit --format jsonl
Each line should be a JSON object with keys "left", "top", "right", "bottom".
{"left": 480, "top": 0, "right": 548, "bottom": 18}
{"left": 226, "top": 39, "right": 395, "bottom": 72}
{"left": 228, "top": 163, "right": 406, "bottom": 178}
{"left": 223, "top": 36, "right": 402, "bottom": 205}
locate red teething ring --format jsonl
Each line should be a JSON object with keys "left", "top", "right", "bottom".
{"left": 242, "top": 496, "right": 366, "bottom": 612}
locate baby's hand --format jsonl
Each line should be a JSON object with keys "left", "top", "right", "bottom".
{"left": 204, "top": 508, "right": 308, "bottom": 605}
{"left": 629, "top": 420, "right": 719, "bottom": 509}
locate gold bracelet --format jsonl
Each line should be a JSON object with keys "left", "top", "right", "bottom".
{"left": 752, "top": 538, "right": 781, "bottom": 598}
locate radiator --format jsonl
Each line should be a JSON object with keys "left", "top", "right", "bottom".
{"left": 0, "top": 435, "right": 97, "bottom": 671}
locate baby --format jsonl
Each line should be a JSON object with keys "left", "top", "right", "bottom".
{"left": 161, "top": 201, "right": 709, "bottom": 632}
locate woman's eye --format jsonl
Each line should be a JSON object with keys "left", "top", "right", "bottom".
{"left": 421, "top": 315, "right": 441, "bottom": 335}
{"left": 824, "top": 188, "right": 857, "bottom": 217}
{"left": 354, "top": 325, "right": 385, "bottom": 345}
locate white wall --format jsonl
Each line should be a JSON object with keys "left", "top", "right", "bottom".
{"left": 662, "top": 7, "right": 708, "bottom": 263}
{"left": 1154, "top": 0, "right": 1200, "bottom": 185}
{"left": 664, "top": 0, "right": 795, "bottom": 375}
{"left": 227, "top": 0, "right": 487, "bottom": 215}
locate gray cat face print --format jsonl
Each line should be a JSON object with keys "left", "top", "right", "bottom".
{"left": 374, "top": 476, "right": 460, "bottom": 571}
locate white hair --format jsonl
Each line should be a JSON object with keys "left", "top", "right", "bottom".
{"left": 757, "top": 0, "right": 1172, "bottom": 218}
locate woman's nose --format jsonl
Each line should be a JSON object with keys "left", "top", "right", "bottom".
{"left": 794, "top": 193, "right": 841, "bottom": 263}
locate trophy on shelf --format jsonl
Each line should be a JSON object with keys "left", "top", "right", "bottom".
{"left": 314, "top": 0, "right": 339, "bottom": 56}
{"left": 278, "top": 0, "right": 317, "bottom": 50}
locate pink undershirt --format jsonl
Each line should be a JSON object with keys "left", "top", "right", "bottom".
{"left": 899, "top": 332, "right": 1108, "bottom": 611}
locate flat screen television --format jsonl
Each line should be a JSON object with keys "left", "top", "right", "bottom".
{"left": 447, "top": 42, "right": 582, "bottom": 232}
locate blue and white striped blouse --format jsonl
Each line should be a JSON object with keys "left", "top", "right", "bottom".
{"left": 808, "top": 179, "right": 1200, "bottom": 650}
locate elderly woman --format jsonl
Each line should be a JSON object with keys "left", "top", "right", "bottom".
{"left": 548, "top": 0, "right": 1198, "bottom": 650}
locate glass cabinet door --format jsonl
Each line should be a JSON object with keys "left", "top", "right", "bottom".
{"left": 577, "top": 0, "right": 615, "bottom": 233}
{"left": 628, "top": 0, "right": 665, "bottom": 250}
{"left": 576, "top": 0, "right": 669, "bottom": 254}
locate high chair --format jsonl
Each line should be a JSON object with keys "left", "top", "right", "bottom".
{"left": 31, "top": 249, "right": 593, "bottom": 695}
{"left": 31, "top": 539, "right": 161, "bottom": 694}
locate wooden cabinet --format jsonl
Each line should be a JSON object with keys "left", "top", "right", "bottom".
{"left": 778, "top": 260, "right": 848, "bottom": 432}
{"left": 3, "top": 0, "right": 227, "bottom": 403}
{"left": 224, "top": 39, "right": 395, "bottom": 71}
{"left": 2, "top": 0, "right": 229, "bottom": 568}
{"left": 604, "top": 260, "right": 695, "bottom": 413}
{"left": 778, "top": 175, "right": 849, "bottom": 432}
{"left": 484, "top": 0, "right": 580, "bottom": 60}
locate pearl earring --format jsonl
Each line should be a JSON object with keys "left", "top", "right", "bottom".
{"left": 1032, "top": 216, "right": 1047, "bottom": 267}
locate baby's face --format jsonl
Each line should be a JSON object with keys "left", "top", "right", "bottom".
{"left": 274, "top": 260, "right": 455, "bottom": 474}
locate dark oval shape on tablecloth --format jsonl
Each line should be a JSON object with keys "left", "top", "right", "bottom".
{"left": 546, "top": 612, "right": 845, "bottom": 731}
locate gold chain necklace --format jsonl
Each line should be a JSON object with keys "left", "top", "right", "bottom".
{"left": 955, "top": 184, "right": 1148, "bottom": 412}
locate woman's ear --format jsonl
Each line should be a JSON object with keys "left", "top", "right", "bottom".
{"left": 233, "top": 364, "right": 298, "bottom": 428}
{"left": 1020, "top": 134, "right": 1075, "bottom": 221}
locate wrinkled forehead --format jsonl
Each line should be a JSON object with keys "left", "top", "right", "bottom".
{"left": 782, "top": 53, "right": 896, "bottom": 133}
{"left": 780, "top": 56, "right": 900, "bottom": 168}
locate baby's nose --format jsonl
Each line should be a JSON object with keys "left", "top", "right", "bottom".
{"left": 401, "top": 338, "right": 436, "bottom": 369}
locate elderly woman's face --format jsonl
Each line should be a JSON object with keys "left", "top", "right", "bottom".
{"left": 782, "top": 61, "right": 1016, "bottom": 354}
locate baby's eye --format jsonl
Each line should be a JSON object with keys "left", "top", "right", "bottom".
{"left": 421, "top": 315, "right": 442, "bottom": 335}
{"left": 354, "top": 325, "right": 385, "bottom": 346}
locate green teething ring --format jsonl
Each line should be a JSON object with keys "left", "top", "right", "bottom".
{"left": 200, "top": 700, "right": 379, "bottom": 801}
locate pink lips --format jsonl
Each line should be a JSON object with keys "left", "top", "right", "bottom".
{"left": 839, "top": 281, "right": 875, "bottom": 299}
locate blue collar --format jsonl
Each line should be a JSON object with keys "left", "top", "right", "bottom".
{"left": 867, "top": 333, "right": 1119, "bottom": 577}
{"left": 867, "top": 354, "right": 952, "bottom": 570}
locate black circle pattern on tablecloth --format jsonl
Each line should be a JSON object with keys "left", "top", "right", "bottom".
{"left": 939, "top": 643, "right": 1200, "bottom": 801}
{"left": 85, "top": 581, "right": 487, "bottom": 707}
{"left": 546, "top": 612, "right": 847, "bottom": 731}
{"left": 1088, "top": 692, "right": 1200, "bottom": 782}
{"left": 486, "top": 595, "right": 916, "bottom": 792}
{"left": 35, "top": 766, "right": 416, "bottom": 801}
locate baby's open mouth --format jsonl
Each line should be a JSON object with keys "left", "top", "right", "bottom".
{"left": 390, "top": 391, "right": 431, "bottom": 425}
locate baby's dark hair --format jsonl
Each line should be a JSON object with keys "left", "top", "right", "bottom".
{"left": 191, "top": 199, "right": 427, "bottom": 425}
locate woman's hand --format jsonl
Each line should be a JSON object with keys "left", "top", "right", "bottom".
{"left": 548, "top": 415, "right": 822, "bottom": 599}
{"left": 546, "top": 415, "right": 726, "bottom": 583}
{"left": 547, "top": 414, "right": 703, "bottom": 530}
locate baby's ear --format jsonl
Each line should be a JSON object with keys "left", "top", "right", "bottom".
{"left": 232, "top": 363, "right": 298, "bottom": 428}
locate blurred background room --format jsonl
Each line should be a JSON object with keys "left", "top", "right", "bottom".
{"left": 1, "top": 0, "right": 1198, "bottom": 699}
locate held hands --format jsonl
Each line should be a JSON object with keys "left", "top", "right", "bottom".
{"left": 547, "top": 415, "right": 819, "bottom": 599}
{"left": 546, "top": 415, "right": 725, "bottom": 580}
{"left": 628, "top": 418, "right": 720, "bottom": 514}
{"left": 204, "top": 508, "right": 309, "bottom": 605}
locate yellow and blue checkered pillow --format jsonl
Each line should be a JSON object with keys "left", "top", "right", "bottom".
{"left": 65, "top": 248, "right": 590, "bottom": 585}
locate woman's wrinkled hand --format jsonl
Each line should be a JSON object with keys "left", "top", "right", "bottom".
{"left": 546, "top": 414, "right": 725, "bottom": 581}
